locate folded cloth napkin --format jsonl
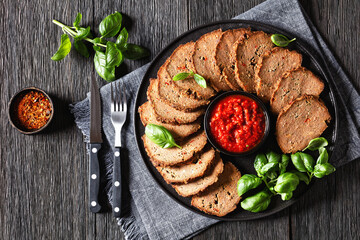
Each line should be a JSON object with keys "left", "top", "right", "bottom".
{"left": 70, "top": 0, "right": 360, "bottom": 239}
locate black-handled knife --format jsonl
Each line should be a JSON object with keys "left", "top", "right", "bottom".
{"left": 89, "top": 77, "right": 103, "bottom": 213}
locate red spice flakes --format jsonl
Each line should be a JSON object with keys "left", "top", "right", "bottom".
{"left": 14, "top": 91, "right": 52, "bottom": 130}
{"left": 304, "top": 118, "right": 310, "bottom": 123}
{"left": 242, "top": 63, "right": 246, "bottom": 67}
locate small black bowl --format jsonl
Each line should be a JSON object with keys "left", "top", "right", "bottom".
{"left": 204, "top": 91, "right": 270, "bottom": 157}
{"left": 8, "top": 87, "right": 54, "bottom": 135}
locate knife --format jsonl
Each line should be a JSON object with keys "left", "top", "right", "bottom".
{"left": 89, "top": 77, "right": 102, "bottom": 213}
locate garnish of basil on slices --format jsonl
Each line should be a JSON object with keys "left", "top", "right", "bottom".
{"left": 173, "top": 71, "right": 207, "bottom": 88}
{"left": 145, "top": 124, "right": 182, "bottom": 149}
{"left": 271, "top": 34, "right": 296, "bottom": 47}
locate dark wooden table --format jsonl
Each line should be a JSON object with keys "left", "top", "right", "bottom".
{"left": 1, "top": 0, "right": 359, "bottom": 239}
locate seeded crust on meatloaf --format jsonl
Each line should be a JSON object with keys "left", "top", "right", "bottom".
{"left": 165, "top": 42, "right": 216, "bottom": 100}
{"left": 255, "top": 47, "right": 302, "bottom": 102}
{"left": 191, "top": 162, "right": 241, "bottom": 217}
{"left": 142, "top": 131, "right": 208, "bottom": 166}
{"left": 215, "top": 28, "right": 251, "bottom": 90}
{"left": 270, "top": 67, "right": 324, "bottom": 115}
{"left": 154, "top": 148, "right": 215, "bottom": 184}
{"left": 138, "top": 101, "right": 201, "bottom": 140}
{"left": 233, "top": 31, "right": 274, "bottom": 93}
{"left": 191, "top": 29, "right": 231, "bottom": 92}
{"left": 276, "top": 95, "right": 331, "bottom": 153}
{"left": 172, "top": 151, "right": 224, "bottom": 197}
{"left": 147, "top": 78, "right": 205, "bottom": 124}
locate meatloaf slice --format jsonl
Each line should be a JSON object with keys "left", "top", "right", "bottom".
{"left": 276, "top": 95, "right": 331, "bottom": 153}
{"left": 166, "top": 42, "right": 216, "bottom": 100}
{"left": 147, "top": 78, "right": 205, "bottom": 124}
{"left": 270, "top": 67, "right": 324, "bottom": 115}
{"left": 138, "top": 101, "right": 201, "bottom": 140}
{"left": 191, "top": 29, "right": 231, "bottom": 92}
{"left": 255, "top": 47, "right": 302, "bottom": 102}
{"left": 172, "top": 151, "right": 224, "bottom": 197}
{"left": 233, "top": 31, "right": 274, "bottom": 92}
{"left": 191, "top": 162, "right": 241, "bottom": 217}
{"left": 142, "top": 131, "right": 207, "bottom": 166}
{"left": 155, "top": 148, "right": 215, "bottom": 184}
{"left": 215, "top": 28, "right": 250, "bottom": 90}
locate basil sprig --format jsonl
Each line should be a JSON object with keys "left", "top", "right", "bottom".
{"left": 173, "top": 71, "right": 207, "bottom": 88}
{"left": 271, "top": 34, "right": 296, "bottom": 47}
{"left": 237, "top": 137, "right": 335, "bottom": 213}
{"left": 51, "top": 12, "right": 150, "bottom": 82}
{"left": 145, "top": 124, "right": 181, "bottom": 149}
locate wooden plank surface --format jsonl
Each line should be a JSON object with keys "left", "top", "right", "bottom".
{"left": 0, "top": 0, "right": 358, "bottom": 239}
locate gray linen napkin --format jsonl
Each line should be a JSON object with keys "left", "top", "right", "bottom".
{"left": 70, "top": 0, "right": 360, "bottom": 239}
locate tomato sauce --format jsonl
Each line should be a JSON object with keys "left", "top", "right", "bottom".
{"left": 209, "top": 95, "right": 265, "bottom": 153}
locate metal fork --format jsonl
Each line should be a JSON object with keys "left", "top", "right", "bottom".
{"left": 110, "top": 81, "right": 127, "bottom": 218}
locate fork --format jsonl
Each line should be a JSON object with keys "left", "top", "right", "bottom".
{"left": 110, "top": 81, "right": 127, "bottom": 218}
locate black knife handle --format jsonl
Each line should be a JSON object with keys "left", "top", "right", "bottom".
{"left": 113, "top": 147, "right": 122, "bottom": 218}
{"left": 89, "top": 143, "right": 102, "bottom": 213}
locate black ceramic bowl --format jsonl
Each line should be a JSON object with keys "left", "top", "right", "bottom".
{"left": 8, "top": 87, "right": 54, "bottom": 134}
{"left": 204, "top": 91, "right": 270, "bottom": 157}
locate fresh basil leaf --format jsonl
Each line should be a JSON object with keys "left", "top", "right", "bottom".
{"left": 291, "top": 152, "right": 307, "bottom": 172}
{"left": 289, "top": 170, "right": 310, "bottom": 185}
{"left": 193, "top": 74, "right": 207, "bottom": 88}
{"left": 51, "top": 34, "right": 72, "bottom": 61}
{"left": 279, "top": 154, "right": 290, "bottom": 174}
{"left": 299, "top": 152, "right": 315, "bottom": 173}
{"left": 73, "top": 40, "right": 89, "bottom": 58}
{"left": 271, "top": 34, "right": 296, "bottom": 47}
{"left": 314, "top": 163, "right": 336, "bottom": 178}
{"left": 266, "top": 151, "right": 281, "bottom": 163}
{"left": 118, "top": 43, "right": 150, "bottom": 60}
{"left": 94, "top": 50, "right": 115, "bottom": 81}
{"left": 280, "top": 192, "right": 293, "bottom": 201}
{"left": 260, "top": 162, "right": 278, "bottom": 176}
{"left": 116, "top": 27, "right": 128, "bottom": 46}
{"left": 254, "top": 153, "right": 268, "bottom": 177}
{"left": 317, "top": 147, "right": 329, "bottom": 164}
{"left": 173, "top": 72, "right": 191, "bottom": 81}
{"left": 240, "top": 189, "right": 272, "bottom": 213}
{"left": 237, "top": 174, "right": 262, "bottom": 196}
{"left": 266, "top": 171, "right": 278, "bottom": 180}
{"left": 92, "top": 37, "right": 106, "bottom": 45}
{"left": 74, "top": 26, "right": 90, "bottom": 40}
{"left": 303, "top": 137, "right": 328, "bottom": 151}
{"left": 99, "top": 11, "right": 122, "bottom": 38}
{"left": 145, "top": 124, "right": 181, "bottom": 149}
{"left": 274, "top": 172, "right": 299, "bottom": 193}
{"left": 73, "top": 13, "right": 82, "bottom": 29}
{"left": 106, "top": 42, "right": 123, "bottom": 68}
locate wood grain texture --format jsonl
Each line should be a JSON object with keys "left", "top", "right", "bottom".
{"left": 0, "top": 0, "right": 359, "bottom": 239}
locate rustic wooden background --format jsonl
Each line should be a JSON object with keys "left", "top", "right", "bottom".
{"left": 1, "top": 0, "right": 359, "bottom": 239}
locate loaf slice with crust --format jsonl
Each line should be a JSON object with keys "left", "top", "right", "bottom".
{"left": 166, "top": 42, "right": 216, "bottom": 100}
{"left": 233, "top": 31, "right": 274, "bottom": 92}
{"left": 147, "top": 78, "right": 205, "bottom": 124}
{"left": 155, "top": 148, "right": 215, "bottom": 184}
{"left": 172, "top": 151, "right": 224, "bottom": 197}
{"left": 215, "top": 28, "right": 250, "bottom": 90}
{"left": 138, "top": 101, "right": 201, "bottom": 140}
{"left": 191, "top": 162, "right": 241, "bottom": 217}
{"left": 142, "top": 131, "right": 207, "bottom": 166}
{"left": 255, "top": 47, "right": 302, "bottom": 102}
{"left": 276, "top": 95, "right": 331, "bottom": 153}
{"left": 270, "top": 67, "right": 324, "bottom": 115}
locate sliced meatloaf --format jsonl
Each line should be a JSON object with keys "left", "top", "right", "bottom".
{"left": 270, "top": 67, "right": 324, "bottom": 114}
{"left": 142, "top": 131, "right": 207, "bottom": 166}
{"left": 233, "top": 31, "right": 274, "bottom": 92}
{"left": 191, "top": 162, "right": 241, "bottom": 217}
{"left": 138, "top": 101, "right": 201, "bottom": 140}
{"left": 155, "top": 148, "right": 215, "bottom": 184}
{"left": 215, "top": 28, "right": 250, "bottom": 90}
{"left": 172, "top": 151, "right": 224, "bottom": 197}
{"left": 276, "top": 95, "right": 331, "bottom": 153}
{"left": 191, "top": 29, "right": 231, "bottom": 92}
{"left": 157, "top": 62, "right": 209, "bottom": 112}
{"left": 147, "top": 78, "right": 205, "bottom": 124}
{"left": 255, "top": 47, "right": 302, "bottom": 102}
{"left": 165, "top": 42, "right": 216, "bottom": 100}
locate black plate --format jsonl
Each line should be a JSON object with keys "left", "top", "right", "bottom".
{"left": 133, "top": 20, "right": 338, "bottom": 221}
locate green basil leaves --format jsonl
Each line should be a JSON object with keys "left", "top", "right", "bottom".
{"left": 237, "top": 174, "right": 262, "bottom": 196}
{"left": 118, "top": 43, "right": 150, "bottom": 60}
{"left": 145, "top": 124, "right": 181, "bottom": 149}
{"left": 274, "top": 172, "right": 299, "bottom": 193}
{"left": 314, "top": 163, "right": 336, "bottom": 178}
{"left": 271, "top": 34, "right": 296, "bottom": 47}
{"left": 99, "top": 11, "right": 122, "bottom": 38}
{"left": 94, "top": 51, "right": 115, "bottom": 81}
{"left": 51, "top": 34, "right": 72, "bottom": 61}
{"left": 303, "top": 137, "right": 328, "bottom": 151}
{"left": 240, "top": 190, "right": 272, "bottom": 213}
{"left": 173, "top": 71, "right": 207, "bottom": 88}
